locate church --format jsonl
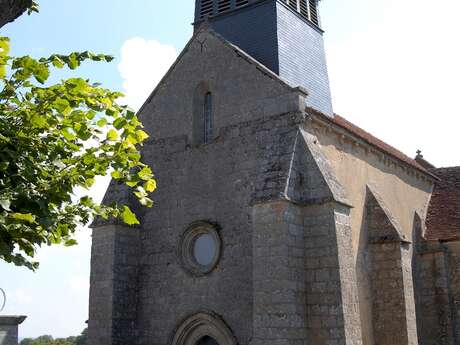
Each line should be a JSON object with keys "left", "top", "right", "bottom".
{"left": 87, "top": 1, "right": 460, "bottom": 344}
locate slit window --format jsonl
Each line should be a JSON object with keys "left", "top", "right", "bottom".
{"left": 204, "top": 92, "right": 213, "bottom": 144}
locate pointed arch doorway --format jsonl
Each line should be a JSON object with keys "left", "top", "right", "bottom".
{"left": 171, "top": 312, "right": 237, "bottom": 345}
{"left": 196, "top": 336, "right": 219, "bottom": 345}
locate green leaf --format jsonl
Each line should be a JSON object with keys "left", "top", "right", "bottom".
{"left": 121, "top": 206, "right": 139, "bottom": 225}
{"left": 61, "top": 128, "right": 77, "bottom": 141}
{"left": 30, "top": 115, "right": 47, "bottom": 128}
{"left": 51, "top": 56, "right": 65, "bottom": 68}
{"left": 113, "top": 117, "right": 127, "bottom": 130}
{"left": 107, "top": 129, "right": 118, "bottom": 141}
{"left": 111, "top": 171, "right": 123, "bottom": 179}
{"left": 0, "top": 37, "right": 154, "bottom": 270}
{"left": 27, "top": 1, "right": 39, "bottom": 14}
{"left": 143, "top": 179, "right": 157, "bottom": 192}
{"left": 138, "top": 166, "right": 153, "bottom": 181}
{"left": 136, "top": 129, "right": 149, "bottom": 142}
{"left": 97, "top": 118, "right": 108, "bottom": 127}
{"left": 64, "top": 239, "right": 78, "bottom": 247}
{"left": 86, "top": 110, "right": 97, "bottom": 120}
{"left": 68, "top": 53, "right": 79, "bottom": 69}
{"left": 9, "top": 213, "right": 36, "bottom": 224}
{"left": 34, "top": 64, "right": 50, "bottom": 84}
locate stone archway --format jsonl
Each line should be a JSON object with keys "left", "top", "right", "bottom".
{"left": 196, "top": 336, "right": 219, "bottom": 345}
{"left": 171, "top": 312, "right": 237, "bottom": 345}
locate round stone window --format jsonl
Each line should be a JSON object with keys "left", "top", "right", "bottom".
{"left": 180, "top": 221, "right": 221, "bottom": 276}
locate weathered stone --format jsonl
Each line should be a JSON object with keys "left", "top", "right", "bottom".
{"left": 0, "top": 316, "right": 26, "bottom": 345}
{"left": 87, "top": 3, "right": 456, "bottom": 345}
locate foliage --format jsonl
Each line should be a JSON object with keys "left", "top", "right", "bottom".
{"left": 27, "top": 1, "right": 40, "bottom": 15}
{"left": 20, "top": 329, "right": 87, "bottom": 345}
{"left": 0, "top": 36, "right": 156, "bottom": 270}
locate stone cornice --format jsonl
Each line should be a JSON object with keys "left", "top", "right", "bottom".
{"left": 0, "top": 316, "right": 27, "bottom": 325}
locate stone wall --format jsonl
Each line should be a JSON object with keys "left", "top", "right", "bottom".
{"left": 368, "top": 242, "right": 418, "bottom": 345}
{"left": 91, "top": 107, "right": 364, "bottom": 345}
{"left": 413, "top": 246, "right": 455, "bottom": 345}
{"left": 133, "top": 109, "right": 306, "bottom": 345}
{"left": 364, "top": 186, "right": 419, "bottom": 345}
{"left": 445, "top": 243, "right": 460, "bottom": 343}
{"left": 304, "top": 203, "right": 362, "bottom": 345}
{"left": 91, "top": 27, "right": 310, "bottom": 345}
{"left": 252, "top": 201, "right": 307, "bottom": 345}
{"left": 252, "top": 199, "right": 362, "bottom": 345}
{"left": 138, "top": 29, "right": 304, "bottom": 142}
{"left": 310, "top": 115, "right": 433, "bottom": 256}
{"left": 0, "top": 325, "right": 17, "bottom": 345}
{"left": 88, "top": 20, "right": 442, "bottom": 345}
{"left": 88, "top": 226, "right": 140, "bottom": 345}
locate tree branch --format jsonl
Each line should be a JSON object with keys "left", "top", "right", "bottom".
{"left": 0, "top": 0, "right": 33, "bottom": 28}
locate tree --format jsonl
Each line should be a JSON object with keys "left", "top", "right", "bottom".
{"left": 0, "top": 29, "right": 156, "bottom": 269}
{"left": 0, "top": 0, "right": 38, "bottom": 28}
{"left": 74, "top": 328, "right": 87, "bottom": 345}
{"left": 19, "top": 328, "right": 87, "bottom": 345}
{"left": 20, "top": 335, "right": 74, "bottom": 345}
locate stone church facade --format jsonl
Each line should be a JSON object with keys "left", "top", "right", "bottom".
{"left": 88, "top": 1, "right": 460, "bottom": 345}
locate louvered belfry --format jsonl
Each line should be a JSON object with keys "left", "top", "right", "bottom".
{"left": 194, "top": 0, "right": 332, "bottom": 116}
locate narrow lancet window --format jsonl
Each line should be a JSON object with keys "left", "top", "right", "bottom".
{"left": 193, "top": 83, "right": 213, "bottom": 146}
{"left": 204, "top": 92, "right": 213, "bottom": 144}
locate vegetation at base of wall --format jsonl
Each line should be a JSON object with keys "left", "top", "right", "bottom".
{"left": 20, "top": 328, "right": 87, "bottom": 345}
{"left": 0, "top": 3, "right": 156, "bottom": 270}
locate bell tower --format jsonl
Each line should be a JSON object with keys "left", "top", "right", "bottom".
{"left": 194, "top": 0, "right": 333, "bottom": 116}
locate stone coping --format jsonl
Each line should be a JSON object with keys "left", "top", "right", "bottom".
{"left": 0, "top": 316, "right": 27, "bottom": 325}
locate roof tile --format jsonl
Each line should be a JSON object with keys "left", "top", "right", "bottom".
{"left": 426, "top": 167, "right": 460, "bottom": 241}
{"left": 309, "top": 109, "right": 434, "bottom": 178}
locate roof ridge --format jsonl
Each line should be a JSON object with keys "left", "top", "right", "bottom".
{"left": 307, "top": 107, "right": 436, "bottom": 179}
{"left": 136, "top": 26, "right": 305, "bottom": 116}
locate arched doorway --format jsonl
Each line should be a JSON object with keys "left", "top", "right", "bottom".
{"left": 171, "top": 312, "right": 237, "bottom": 345}
{"left": 196, "top": 336, "right": 219, "bottom": 345}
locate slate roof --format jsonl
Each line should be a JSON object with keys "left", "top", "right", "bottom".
{"left": 139, "top": 26, "right": 435, "bottom": 181}
{"left": 425, "top": 167, "right": 460, "bottom": 241}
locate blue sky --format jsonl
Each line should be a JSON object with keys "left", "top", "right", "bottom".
{"left": 1, "top": 0, "right": 459, "bottom": 339}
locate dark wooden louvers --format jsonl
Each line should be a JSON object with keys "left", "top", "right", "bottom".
{"left": 200, "top": 0, "right": 250, "bottom": 19}
{"left": 200, "top": 0, "right": 214, "bottom": 18}
{"left": 283, "top": 0, "right": 320, "bottom": 26}
{"left": 217, "top": 0, "right": 231, "bottom": 13}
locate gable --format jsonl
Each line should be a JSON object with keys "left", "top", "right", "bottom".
{"left": 137, "top": 28, "right": 305, "bottom": 140}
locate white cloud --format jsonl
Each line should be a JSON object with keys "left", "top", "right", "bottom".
{"left": 118, "top": 37, "right": 178, "bottom": 111}
{"left": 324, "top": 0, "right": 460, "bottom": 167}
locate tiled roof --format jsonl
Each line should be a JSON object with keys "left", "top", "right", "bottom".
{"left": 425, "top": 167, "right": 460, "bottom": 241}
{"left": 310, "top": 109, "right": 435, "bottom": 178}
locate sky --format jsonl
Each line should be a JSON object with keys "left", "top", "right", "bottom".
{"left": 1, "top": 0, "right": 459, "bottom": 339}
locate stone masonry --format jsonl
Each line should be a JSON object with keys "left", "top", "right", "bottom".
{"left": 365, "top": 186, "right": 418, "bottom": 345}
{"left": 0, "top": 316, "right": 26, "bottom": 345}
{"left": 88, "top": 2, "right": 459, "bottom": 345}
